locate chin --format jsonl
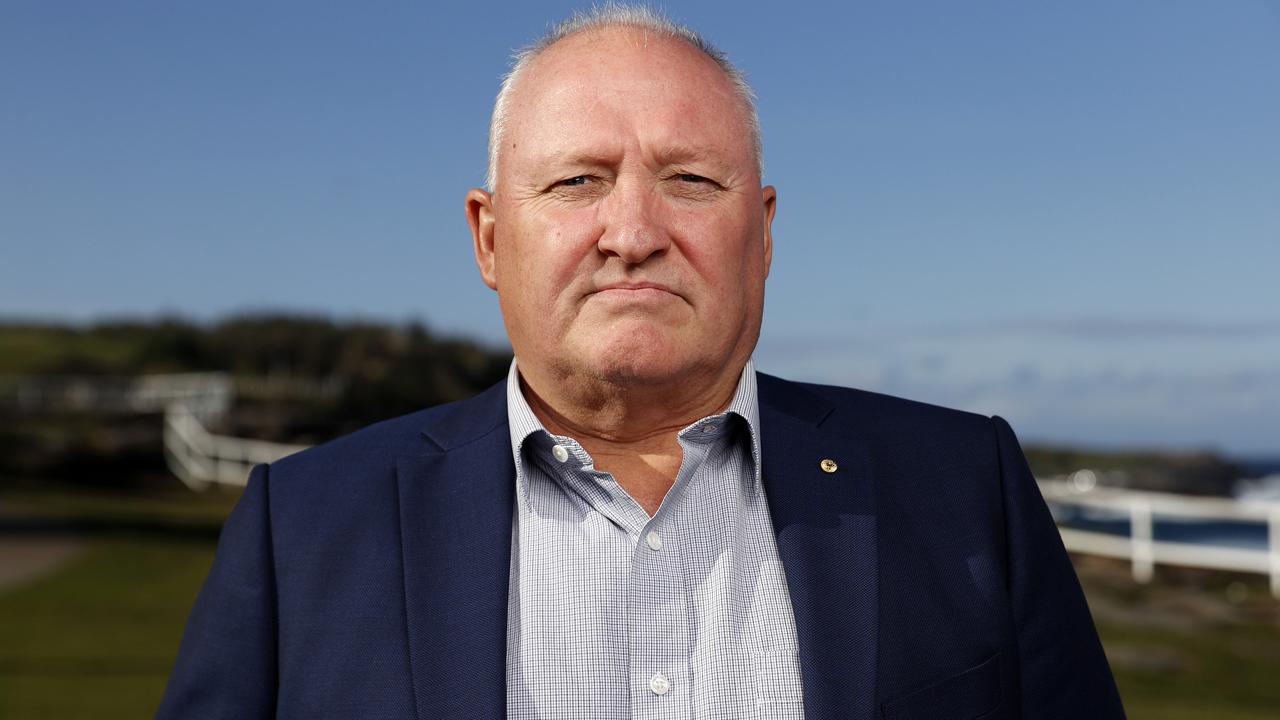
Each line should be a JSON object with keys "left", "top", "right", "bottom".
{"left": 585, "top": 331, "right": 692, "bottom": 385}
{"left": 594, "top": 350, "right": 681, "bottom": 384}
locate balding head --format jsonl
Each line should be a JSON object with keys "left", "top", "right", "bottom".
{"left": 485, "top": 4, "right": 762, "bottom": 193}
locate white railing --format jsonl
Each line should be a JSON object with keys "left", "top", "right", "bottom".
{"left": 163, "top": 402, "right": 307, "bottom": 491}
{"left": 0, "top": 371, "right": 314, "bottom": 491}
{"left": 1038, "top": 477, "right": 1280, "bottom": 598}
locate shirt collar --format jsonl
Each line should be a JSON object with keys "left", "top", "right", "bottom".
{"left": 505, "top": 358, "right": 762, "bottom": 478}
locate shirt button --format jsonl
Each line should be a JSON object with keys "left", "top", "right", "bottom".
{"left": 649, "top": 672, "right": 671, "bottom": 696}
{"left": 645, "top": 530, "right": 663, "bottom": 551}
{"left": 551, "top": 444, "right": 570, "bottom": 463}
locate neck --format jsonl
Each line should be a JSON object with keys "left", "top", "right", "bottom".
{"left": 517, "top": 360, "right": 745, "bottom": 450}
{"left": 516, "top": 359, "right": 747, "bottom": 516}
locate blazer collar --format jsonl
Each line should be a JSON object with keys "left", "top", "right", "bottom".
{"left": 418, "top": 379, "right": 509, "bottom": 452}
{"left": 758, "top": 372, "right": 880, "bottom": 720}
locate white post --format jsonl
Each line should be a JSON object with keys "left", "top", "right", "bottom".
{"left": 1269, "top": 508, "right": 1280, "bottom": 599}
{"left": 1131, "top": 498, "right": 1154, "bottom": 583}
{"left": 164, "top": 404, "right": 210, "bottom": 492}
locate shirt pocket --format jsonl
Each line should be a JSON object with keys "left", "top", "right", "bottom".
{"left": 881, "top": 652, "right": 1003, "bottom": 720}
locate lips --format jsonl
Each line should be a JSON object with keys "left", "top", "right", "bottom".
{"left": 590, "top": 280, "right": 686, "bottom": 304}
{"left": 595, "top": 281, "right": 676, "bottom": 294}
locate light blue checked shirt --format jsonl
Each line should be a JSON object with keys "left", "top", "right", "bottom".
{"left": 505, "top": 359, "right": 805, "bottom": 720}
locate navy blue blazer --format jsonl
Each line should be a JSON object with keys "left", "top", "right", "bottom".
{"left": 158, "top": 373, "right": 1125, "bottom": 719}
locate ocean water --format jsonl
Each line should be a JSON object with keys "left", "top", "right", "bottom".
{"left": 1047, "top": 457, "right": 1280, "bottom": 553}
{"left": 1053, "top": 505, "right": 1269, "bottom": 552}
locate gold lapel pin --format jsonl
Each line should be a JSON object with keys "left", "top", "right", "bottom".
{"left": 819, "top": 458, "right": 838, "bottom": 473}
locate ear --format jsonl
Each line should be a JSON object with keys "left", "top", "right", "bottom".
{"left": 761, "top": 185, "right": 777, "bottom": 278}
{"left": 466, "top": 188, "right": 498, "bottom": 290}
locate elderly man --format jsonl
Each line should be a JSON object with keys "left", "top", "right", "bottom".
{"left": 159, "top": 6, "right": 1125, "bottom": 720}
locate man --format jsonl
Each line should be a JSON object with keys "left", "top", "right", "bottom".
{"left": 159, "top": 6, "right": 1125, "bottom": 719}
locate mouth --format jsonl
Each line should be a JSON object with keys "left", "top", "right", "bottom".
{"left": 597, "top": 281, "right": 674, "bottom": 292}
{"left": 592, "top": 282, "right": 682, "bottom": 302}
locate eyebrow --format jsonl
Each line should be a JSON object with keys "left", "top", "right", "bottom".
{"left": 651, "top": 144, "right": 733, "bottom": 172}
{"left": 523, "top": 143, "right": 736, "bottom": 179}
{"left": 538, "top": 151, "right": 620, "bottom": 170}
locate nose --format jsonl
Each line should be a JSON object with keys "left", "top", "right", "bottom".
{"left": 595, "top": 182, "right": 671, "bottom": 265}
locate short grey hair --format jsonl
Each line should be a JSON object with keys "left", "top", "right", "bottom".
{"left": 484, "top": 3, "right": 762, "bottom": 192}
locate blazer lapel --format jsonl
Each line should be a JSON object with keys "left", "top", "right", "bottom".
{"left": 397, "top": 382, "right": 514, "bottom": 720}
{"left": 758, "top": 373, "right": 879, "bottom": 720}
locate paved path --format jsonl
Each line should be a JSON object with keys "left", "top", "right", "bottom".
{"left": 0, "top": 534, "right": 84, "bottom": 591}
{"left": 0, "top": 500, "right": 87, "bottom": 592}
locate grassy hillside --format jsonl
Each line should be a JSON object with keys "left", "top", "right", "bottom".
{"left": 0, "top": 316, "right": 512, "bottom": 485}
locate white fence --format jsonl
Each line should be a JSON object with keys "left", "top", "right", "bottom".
{"left": 1039, "top": 477, "right": 1280, "bottom": 597}
{"left": 163, "top": 402, "right": 307, "bottom": 491}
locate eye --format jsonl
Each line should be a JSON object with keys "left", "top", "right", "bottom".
{"left": 544, "top": 174, "right": 606, "bottom": 200}
{"left": 665, "top": 172, "right": 722, "bottom": 198}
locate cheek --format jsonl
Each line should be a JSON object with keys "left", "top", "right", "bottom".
{"left": 535, "top": 209, "right": 598, "bottom": 261}
{"left": 674, "top": 216, "right": 761, "bottom": 291}
{"left": 497, "top": 216, "right": 600, "bottom": 312}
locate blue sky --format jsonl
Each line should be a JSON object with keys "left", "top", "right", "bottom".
{"left": 3, "top": 1, "right": 1278, "bottom": 455}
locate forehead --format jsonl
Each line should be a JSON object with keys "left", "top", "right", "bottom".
{"left": 502, "top": 28, "right": 755, "bottom": 174}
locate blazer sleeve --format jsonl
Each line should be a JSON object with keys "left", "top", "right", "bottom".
{"left": 993, "top": 416, "right": 1127, "bottom": 719}
{"left": 156, "top": 463, "right": 278, "bottom": 719}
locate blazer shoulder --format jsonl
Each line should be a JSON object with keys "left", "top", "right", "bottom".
{"left": 757, "top": 372, "right": 998, "bottom": 460}
{"left": 759, "top": 371, "right": 988, "bottom": 427}
{"left": 267, "top": 379, "right": 507, "bottom": 493}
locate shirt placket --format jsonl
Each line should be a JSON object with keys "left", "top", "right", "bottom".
{"left": 627, "top": 433, "right": 719, "bottom": 720}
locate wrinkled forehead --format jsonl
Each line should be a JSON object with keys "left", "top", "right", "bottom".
{"left": 501, "top": 28, "right": 757, "bottom": 174}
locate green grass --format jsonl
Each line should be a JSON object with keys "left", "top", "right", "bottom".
{"left": 0, "top": 489, "right": 1277, "bottom": 719}
{"left": 0, "top": 488, "right": 233, "bottom": 720}
{"left": 0, "top": 537, "right": 216, "bottom": 719}
{"left": 0, "top": 325, "right": 144, "bottom": 375}
{"left": 1, "top": 487, "right": 240, "bottom": 531}
{"left": 1083, "top": 561, "right": 1280, "bottom": 720}
{"left": 1103, "top": 618, "right": 1280, "bottom": 719}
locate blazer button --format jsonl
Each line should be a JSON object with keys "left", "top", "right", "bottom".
{"left": 819, "top": 458, "right": 838, "bottom": 473}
